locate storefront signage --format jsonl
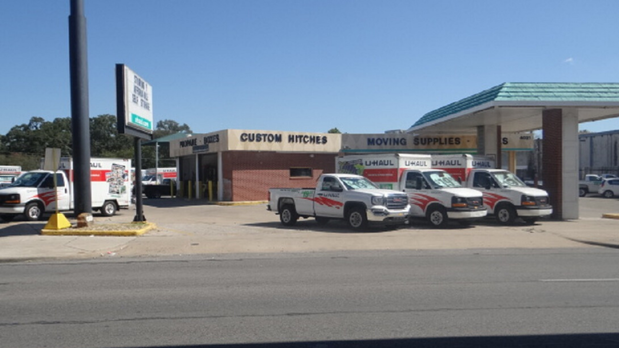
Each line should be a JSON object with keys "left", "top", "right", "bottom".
{"left": 342, "top": 134, "right": 477, "bottom": 152}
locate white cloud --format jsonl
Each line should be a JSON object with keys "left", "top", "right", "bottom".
{"left": 563, "top": 57, "right": 575, "bottom": 64}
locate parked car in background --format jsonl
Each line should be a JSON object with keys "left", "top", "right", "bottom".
{"left": 579, "top": 174, "right": 603, "bottom": 197}
{"left": 598, "top": 178, "right": 619, "bottom": 198}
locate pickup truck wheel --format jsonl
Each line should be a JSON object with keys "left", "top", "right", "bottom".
{"left": 496, "top": 204, "right": 517, "bottom": 225}
{"left": 427, "top": 206, "right": 448, "bottom": 228}
{"left": 24, "top": 202, "right": 43, "bottom": 221}
{"left": 346, "top": 207, "right": 368, "bottom": 230}
{"left": 279, "top": 204, "right": 298, "bottom": 226}
{"left": 101, "top": 201, "right": 117, "bottom": 216}
{"left": 603, "top": 190, "right": 614, "bottom": 198}
{"left": 315, "top": 217, "right": 329, "bottom": 225}
{"left": 578, "top": 188, "right": 587, "bottom": 197}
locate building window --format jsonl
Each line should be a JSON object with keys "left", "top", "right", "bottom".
{"left": 290, "top": 167, "right": 312, "bottom": 178}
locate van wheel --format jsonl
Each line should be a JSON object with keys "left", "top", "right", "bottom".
{"left": 578, "top": 188, "right": 587, "bottom": 197}
{"left": 24, "top": 202, "right": 43, "bottom": 221}
{"left": 603, "top": 190, "right": 614, "bottom": 198}
{"left": 496, "top": 204, "right": 517, "bottom": 225}
{"left": 427, "top": 206, "right": 448, "bottom": 228}
{"left": 347, "top": 207, "right": 368, "bottom": 230}
{"left": 101, "top": 201, "right": 117, "bottom": 216}
{"left": 279, "top": 204, "right": 298, "bottom": 226}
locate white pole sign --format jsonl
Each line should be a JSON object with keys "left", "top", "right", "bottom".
{"left": 124, "top": 66, "right": 153, "bottom": 133}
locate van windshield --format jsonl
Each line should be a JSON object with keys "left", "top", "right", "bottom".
{"left": 424, "top": 171, "right": 462, "bottom": 188}
{"left": 492, "top": 171, "right": 526, "bottom": 187}
{"left": 10, "top": 172, "right": 48, "bottom": 188}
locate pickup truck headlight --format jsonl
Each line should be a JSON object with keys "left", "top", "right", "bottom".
{"left": 371, "top": 195, "right": 386, "bottom": 206}
{"left": 521, "top": 195, "right": 537, "bottom": 206}
{"left": 4, "top": 194, "right": 21, "bottom": 204}
{"left": 451, "top": 196, "right": 468, "bottom": 208}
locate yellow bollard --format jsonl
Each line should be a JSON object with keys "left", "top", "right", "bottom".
{"left": 188, "top": 181, "right": 192, "bottom": 200}
{"left": 208, "top": 180, "right": 213, "bottom": 201}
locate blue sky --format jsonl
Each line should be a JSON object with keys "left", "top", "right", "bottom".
{"left": 2, "top": 0, "right": 619, "bottom": 136}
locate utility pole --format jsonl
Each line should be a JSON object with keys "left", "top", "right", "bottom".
{"left": 68, "top": 0, "right": 92, "bottom": 215}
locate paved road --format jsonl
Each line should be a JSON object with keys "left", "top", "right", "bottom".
{"left": 2, "top": 249, "right": 619, "bottom": 348}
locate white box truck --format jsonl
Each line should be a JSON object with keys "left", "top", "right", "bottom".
{"left": 0, "top": 165, "right": 22, "bottom": 187}
{"left": 0, "top": 157, "right": 131, "bottom": 221}
{"left": 336, "top": 154, "right": 487, "bottom": 227}
{"left": 432, "top": 154, "right": 552, "bottom": 225}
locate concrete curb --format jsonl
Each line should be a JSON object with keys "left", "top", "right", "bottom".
{"left": 215, "top": 201, "right": 267, "bottom": 206}
{"left": 41, "top": 222, "right": 157, "bottom": 236}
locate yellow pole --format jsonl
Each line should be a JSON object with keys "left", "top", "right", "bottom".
{"left": 208, "top": 180, "right": 213, "bottom": 201}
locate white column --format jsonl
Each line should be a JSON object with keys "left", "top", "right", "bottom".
{"left": 482, "top": 125, "right": 499, "bottom": 166}
{"left": 562, "top": 108, "right": 579, "bottom": 219}
{"left": 195, "top": 154, "right": 200, "bottom": 199}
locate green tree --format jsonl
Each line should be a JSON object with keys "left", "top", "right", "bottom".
{"left": 328, "top": 127, "right": 341, "bottom": 134}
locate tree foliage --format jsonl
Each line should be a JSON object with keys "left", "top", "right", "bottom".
{"left": 328, "top": 127, "right": 341, "bottom": 134}
{"left": 0, "top": 115, "right": 192, "bottom": 170}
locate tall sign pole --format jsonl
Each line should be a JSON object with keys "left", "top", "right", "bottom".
{"left": 116, "top": 64, "right": 154, "bottom": 222}
{"left": 69, "top": 0, "right": 92, "bottom": 215}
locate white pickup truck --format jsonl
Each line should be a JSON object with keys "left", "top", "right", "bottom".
{"left": 579, "top": 174, "right": 603, "bottom": 197}
{"left": 267, "top": 173, "right": 410, "bottom": 230}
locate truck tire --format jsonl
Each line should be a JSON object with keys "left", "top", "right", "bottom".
{"left": 496, "top": 203, "right": 517, "bottom": 225}
{"left": 427, "top": 206, "right": 448, "bottom": 228}
{"left": 579, "top": 187, "right": 587, "bottom": 197}
{"left": 346, "top": 207, "right": 368, "bottom": 230}
{"left": 153, "top": 190, "right": 162, "bottom": 199}
{"left": 603, "top": 190, "right": 614, "bottom": 198}
{"left": 279, "top": 204, "right": 298, "bottom": 226}
{"left": 24, "top": 202, "right": 43, "bottom": 221}
{"left": 100, "top": 201, "right": 117, "bottom": 216}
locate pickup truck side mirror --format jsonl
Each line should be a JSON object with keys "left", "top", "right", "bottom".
{"left": 331, "top": 185, "right": 343, "bottom": 192}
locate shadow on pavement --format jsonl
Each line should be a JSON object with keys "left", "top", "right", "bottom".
{"left": 0, "top": 223, "right": 46, "bottom": 237}
{"left": 122, "top": 332, "right": 619, "bottom": 348}
{"left": 142, "top": 197, "right": 221, "bottom": 208}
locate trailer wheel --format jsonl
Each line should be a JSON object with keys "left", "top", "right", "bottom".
{"left": 279, "top": 204, "right": 298, "bottom": 226}
{"left": 427, "top": 206, "right": 448, "bottom": 228}
{"left": 24, "top": 202, "right": 43, "bottom": 221}
{"left": 578, "top": 187, "right": 587, "bottom": 197}
{"left": 100, "top": 201, "right": 117, "bottom": 216}
{"left": 153, "top": 190, "right": 162, "bottom": 199}
{"left": 496, "top": 204, "right": 517, "bottom": 225}
{"left": 346, "top": 207, "right": 368, "bottom": 230}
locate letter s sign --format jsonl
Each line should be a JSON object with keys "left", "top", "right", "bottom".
{"left": 502, "top": 137, "right": 509, "bottom": 145}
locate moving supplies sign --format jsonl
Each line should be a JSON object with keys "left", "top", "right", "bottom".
{"left": 116, "top": 64, "right": 153, "bottom": 138}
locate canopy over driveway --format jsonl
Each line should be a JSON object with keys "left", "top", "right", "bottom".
{"left": 406, "top": 82, "right": 619, "bottom": 220}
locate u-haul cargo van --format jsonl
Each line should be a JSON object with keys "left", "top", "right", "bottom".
{"left": 0, "top": 158, "right": 131, "bottom": 222}
{"left": 432, "top": 154, "right": 552, "bottom": 225}
{"left": 336, "top": 154, "right": 486, "bottom": 227}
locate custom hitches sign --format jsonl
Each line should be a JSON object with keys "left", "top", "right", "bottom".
{"left": 116, "top": 64, "right": 153, "bottom": 139}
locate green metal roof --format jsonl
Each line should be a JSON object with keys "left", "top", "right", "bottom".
{"left": 142, "top": 132, "right": 192, "bottom": 146}
{"left": 410, "top": 82, "right": 619, "bottom": 129}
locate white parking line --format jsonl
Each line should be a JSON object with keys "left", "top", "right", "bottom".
{"left": 539, "top": 278, "right": 619, "bottom": 282}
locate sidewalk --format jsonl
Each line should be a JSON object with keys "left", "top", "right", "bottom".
{"left": 1, "top": 199, "right": 618, "bottom": 262}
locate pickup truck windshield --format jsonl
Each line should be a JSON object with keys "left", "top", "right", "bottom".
{"left": 10, "top": 172, "right": 48, "bottom": 188}
{"left": 492, "top": 171, "right": 526, "bottom": 187}
{"left": 423, "top": 171, "right": 462, "bottom": 188}
{"left": 340, "top": 176, "right": 379, "bottom": 190}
